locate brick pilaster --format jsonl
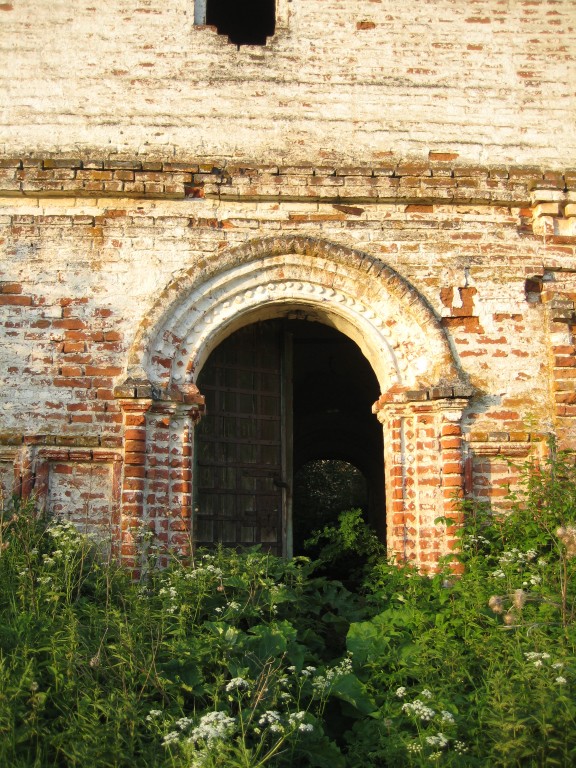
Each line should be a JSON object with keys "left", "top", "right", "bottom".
{"left": 376, "top": 391, "right": 469, "bottom": 572}
{"left": 118, "top": 398, "right": 153, "bottom": 570}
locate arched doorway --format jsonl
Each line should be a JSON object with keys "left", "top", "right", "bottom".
{"left": 118, "top": 236, "right": 471, "bottom": 569}
{"left": 194, "top": 318, "right": 383, "bottom": 556}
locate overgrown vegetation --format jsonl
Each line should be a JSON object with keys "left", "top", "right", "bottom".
{"left": 2, "top": 445, "right": 576, "bottom": 766}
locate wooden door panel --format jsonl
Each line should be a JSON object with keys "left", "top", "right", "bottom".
{"left": 195, "top": 323, "right": 284, "bottom": 554}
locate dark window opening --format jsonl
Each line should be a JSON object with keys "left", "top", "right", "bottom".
{"left": 205, "top": 0, "right": 276, "bottom": 47}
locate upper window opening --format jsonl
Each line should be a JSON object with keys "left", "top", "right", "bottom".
{"left": 195, "top": 0, "right": 276, "bottom": 47}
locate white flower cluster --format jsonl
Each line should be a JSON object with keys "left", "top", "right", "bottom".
{"left": 523, "top": 574, "right": 542, "bottom": 587}
{"left": 297, "top": 722, "right": 314, "bottom": 733}
{"left": 255, "top": 709, "right": 313, "bottom": 736}
{"left": 499, "top": 548, "right": 537, "bottom": 565}
{"left": 524, "top": 651, "right": 551, "bottom": 665}
{"left": 158, "top": 583, "right": 179, "bottom": 614}
{"left": 258, "top": 710, "right": 283, "bottom": 734}
{"left": 216, "top": 600, "right": 242, "bottom": 616}
{"left": 188, "top": 711, "right": 236, "bottom": 746}
{"left": 184, "top": 555, "right": 222, "bottom": 581}
{"left": 42, "top": 520, "right": 85, "bottom": 561}
{"left": 491, "top": 547, "right": 545, "bottom": 588}
{"left": 397, "top": 690, "right": 463, "bottom": 758}
{"left": 311, "top": 657, "right": 353, "bottom": 694}
{"left": 225, "top": 677, "right": 249, "bottom": 692}
{"left": 425, "top": 732, "right": 448, "bottom": 748}
{"left": 524, "top": 652, "right": 568, "bottom": 682}
{"left": 402, "top": 699, "right": 436, "bottom": 722}
{"left": 462, "top": 533, "right": 491, "bottom": 550}
{"left": 407, "top": 742, "right": 422, "bottom": 754}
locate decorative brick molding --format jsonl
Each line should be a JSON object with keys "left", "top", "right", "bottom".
{"left": 0, "top": 157, "right": 573, "bottom": 206}
{"left": 127, "top": 235, "right": 465, "bottom": 396}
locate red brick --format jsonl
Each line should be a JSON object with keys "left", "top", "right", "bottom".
{"left": 0, "top": 295, "right": 32, "bottom": 306}
{"left": 85, "top": 365, "right": 123, "bottom": 376}
{"left": 53, "top": 377, "right": 91, "bottom": 388}
{"left": 0, "top": 282, "right": 22, "bottom": 294}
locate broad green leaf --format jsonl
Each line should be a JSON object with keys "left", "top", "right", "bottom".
{"left": 329, "top": 672, "right": 377, "bottom": 715}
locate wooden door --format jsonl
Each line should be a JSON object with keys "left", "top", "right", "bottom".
{"left": 194, "top": 323, "right": 290, "bottom": 555}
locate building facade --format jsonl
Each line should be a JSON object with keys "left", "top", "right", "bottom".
{"left": 1, "top": 0, "right": 576, "bottom": 569}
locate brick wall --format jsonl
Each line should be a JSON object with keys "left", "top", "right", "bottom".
{"left": 1, "top": 1, "right": 575, "bottom": 568}
{"left": 0, "top": 1, "right": 575, "bottom": 166}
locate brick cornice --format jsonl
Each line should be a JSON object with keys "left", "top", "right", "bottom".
{"left": 0, "top": 156, "right": 574, "bottom": 206}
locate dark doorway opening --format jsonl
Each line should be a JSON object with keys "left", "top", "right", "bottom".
{"left": 292, "top": 460, "right": 368, "bottom": 556}
{"left": 206, "top": 0, "right": 276, "bottom": 46}
{"left": 194, "top": 318, "right": 384, "bottom": 555}
{"left": 291, "top": 319, "right": 385, "bottom": 547}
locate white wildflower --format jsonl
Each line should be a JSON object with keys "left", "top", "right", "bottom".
{"left": 395, "top": 686, "right": 407, "bottom": 698}
{"left": 225, "top": 677, "right": 249, "bottom": 692}
{"left": 402, "top": 700, "right": 436, "bottom": 722}
{"left": 162, "top": 731, "right": 180, "bottom": 746}
{"left": 425, "top": 733, "right": 448, "bottom": 748}
{"left": 189, "top": 711, "right": 236, "bottom": 745}
{"left": 555, "top": 676, "right": 567, "bottom": 685}
{"left": 420, "top": 688, "right": 433, "bottom": 699}
{"left": 176, "top": 717, "right": 193, "bottom": 730}
{"left": 258, "top": 710, "right": 281, "bottom": 727}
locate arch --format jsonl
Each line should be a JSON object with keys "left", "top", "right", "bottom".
{"left": 126, "top": 236, "right": 464, "bottom": 398}
{"left": 117, "top": 237, "right": 472, "bottom": 570}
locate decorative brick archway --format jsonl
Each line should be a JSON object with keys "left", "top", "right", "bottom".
{"left": 115, "top": 237, "right": 472, "bottom": 569}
